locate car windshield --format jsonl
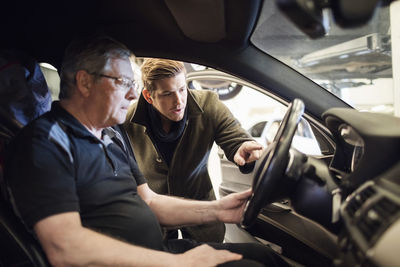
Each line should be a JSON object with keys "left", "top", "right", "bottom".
{"left": 251, "top": 1, "right": 396, "bottom": 115}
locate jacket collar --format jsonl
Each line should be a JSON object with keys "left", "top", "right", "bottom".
{"left": 130, "top": 89, "right": 203, "bottom": 127}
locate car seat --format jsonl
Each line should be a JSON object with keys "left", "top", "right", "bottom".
{"left": 0, "top": 51, "right": 51, "bottom": 266}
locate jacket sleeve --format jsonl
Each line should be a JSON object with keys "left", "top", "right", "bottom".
{"left": 203, "top": 92, "right": 254, "bottom": 162}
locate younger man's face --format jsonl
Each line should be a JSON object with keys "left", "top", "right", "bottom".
{"left": 150, "top": 72, "right": 188, "bottom": 122}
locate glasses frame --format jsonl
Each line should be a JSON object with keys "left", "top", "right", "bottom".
{"left": 90, "top": 72, "right": 139, "bottom": 92}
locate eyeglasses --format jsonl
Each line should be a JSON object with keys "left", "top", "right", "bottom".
{"left": 90, "top": 72, "right": 139, "bottom": 92}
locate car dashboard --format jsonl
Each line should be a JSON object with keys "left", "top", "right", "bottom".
{"left": 219, "top": 107, "right": 400, "bottom": 267}
{"left": 322, "top": 108, "right": 400, "bottom": 266}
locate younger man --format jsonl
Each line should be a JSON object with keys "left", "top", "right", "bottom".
{"left": 124, "top": 58, "right": 263, "bottom": 242}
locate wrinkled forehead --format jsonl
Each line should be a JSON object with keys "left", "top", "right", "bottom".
{"left": 105, "top": 57, "right": 135, "bottom": 78}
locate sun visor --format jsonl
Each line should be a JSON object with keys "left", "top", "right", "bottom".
{"left": 164, "top": 0, "right": 227, "bottom": 42}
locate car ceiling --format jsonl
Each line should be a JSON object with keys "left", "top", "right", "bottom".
{"left": 1, "top": 0, "right": 261, "bottom": 67}
{"left": 1, "top": 0, "right": 349, "bottom": 121}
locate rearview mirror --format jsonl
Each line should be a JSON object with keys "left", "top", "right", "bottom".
{"left": 276, "top": 0, "right": 393, "bottom": 38}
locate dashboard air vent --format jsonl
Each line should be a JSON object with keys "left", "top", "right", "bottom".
{"left": 345, "top": 186, "right": 376, "bottom": 217}
{"left": 374, "top": 197, "right": 399, "bottom": 217}
{"left": 357, "top": 197, "right": 400, "bottom": 244}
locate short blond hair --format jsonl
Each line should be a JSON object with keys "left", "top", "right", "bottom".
{"left": 141, "top": 58, "right": 186, "bottom": 94}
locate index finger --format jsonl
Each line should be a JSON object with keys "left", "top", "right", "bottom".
{"left": 245, "top": 141, "right": 263, "bottom": 151}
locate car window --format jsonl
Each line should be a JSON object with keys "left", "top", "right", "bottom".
{"left": 266, "top": 121, "right": 280, "bottom": 143}
{"left": 186, "top": 68, "right": 323, "bottom": 156}
{"left": 249, "top": 121, "right": 267, "bottom": 138}
{"left": 297, "top": 119, "right": 313, "bottom": 138}
{"left": 251, "top": 2, "right": 394, "bottom": 116}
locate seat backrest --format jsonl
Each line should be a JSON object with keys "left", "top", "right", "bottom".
{"left": 0, "top": 198, "right": 50, "bottom": 266}
{"left": 0, "top": 50, "right": 52, "bottom": 266}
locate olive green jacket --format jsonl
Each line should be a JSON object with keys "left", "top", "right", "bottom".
{"left": 123, "top": 89, "right": 253, "bottom": 200}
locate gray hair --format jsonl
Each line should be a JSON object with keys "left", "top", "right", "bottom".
{"left": 59, "top": 36, "right": 132, "bottom": 99}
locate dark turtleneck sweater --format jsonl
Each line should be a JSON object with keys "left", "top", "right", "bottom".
{"left": 145, "top": 102, "right": 188, "bottom": 166}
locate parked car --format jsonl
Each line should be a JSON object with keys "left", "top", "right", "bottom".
{"left": 186, "top": 64, "right": 243, "bottom": 100}
{"left": 248, "top": 118, "right": 322, "bottom": 155}
{"left": 1, "top": 0, "right": 399, "bottom": 267}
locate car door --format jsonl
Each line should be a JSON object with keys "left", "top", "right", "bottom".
{"left": 186, "top": 69, "right": 335, "bottom": 194}
{"left": 186, "top": 68, "right": 339, "bottom": 266}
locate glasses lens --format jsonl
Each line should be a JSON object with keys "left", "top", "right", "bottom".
{"left": 133, "top": 81, "right": 139, "bottom": 91}
{"left": 121, "top": 78, "right": 139, "bottom": 92}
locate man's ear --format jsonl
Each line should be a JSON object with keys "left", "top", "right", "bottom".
{"left": 75, "top": 70, "right": 92, "bottom": 97}
{"left": 142, "top": 89, "right": 153, "bottom": 104}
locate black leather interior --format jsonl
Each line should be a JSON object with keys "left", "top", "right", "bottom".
{"left": 0, "top": 199, "right": 49, "bottom": 266}
{"left": 0, "top": 55, "right": 51, "bottom": 266}
{"left": 0, "top": 131, "right": 50, "bottom": 266}
{"left": 0, "top": 109, "right": 50, "bottom": 267}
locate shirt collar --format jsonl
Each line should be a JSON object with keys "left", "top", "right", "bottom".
{"left": 51, "top": 101, "right": 99, "bottom": 140}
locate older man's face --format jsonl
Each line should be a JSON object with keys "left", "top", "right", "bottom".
{"left": 90, "top": 58, "right": 137, "bottom": 127}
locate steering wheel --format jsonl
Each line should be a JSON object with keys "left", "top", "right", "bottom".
{"left": 241, "top": 99, "right": 305, "bottom": 228}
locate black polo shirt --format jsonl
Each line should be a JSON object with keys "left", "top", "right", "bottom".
{"left": 6, "top": 102, "right": 164, "bottom": 250}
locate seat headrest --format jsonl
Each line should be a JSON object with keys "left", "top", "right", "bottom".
{"left": 0, "top": 49, "right": 52, "bottom": 127}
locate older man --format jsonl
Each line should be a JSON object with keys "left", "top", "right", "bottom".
{"left": 124, "top": 58, "right": 263, "bottom": 243}
{"left": 5, "top": 37, "right": 287, "bottom": 267}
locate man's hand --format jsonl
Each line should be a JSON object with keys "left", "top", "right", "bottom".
{"left": 176, "top": 244, "right": 242, "bottom": 267}
{"left": 234, "top": 141, "right": 263, "bottom": 166}
{"left": 215, "top": 189, "right": 252, "bottom": 223}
